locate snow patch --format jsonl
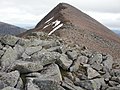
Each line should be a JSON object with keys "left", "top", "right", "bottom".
{"left": 45, "top": 17, "right": 54, "bottom": 24}
{"left": 52, "top": 20, "right": 61, "bottom": 28}
{"left": 48, "top": 23, "right": 63, "bottom": 35}
{"left": 43, "top": 24, "right": 50, "bottom": 29}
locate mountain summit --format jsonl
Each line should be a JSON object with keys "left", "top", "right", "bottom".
{"left": 20, "top": 3, "right": 120, "bottom": 59}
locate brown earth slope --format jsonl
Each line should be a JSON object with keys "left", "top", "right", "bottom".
{"left": 20, "top": 3, "right": 120, "bottom": 59}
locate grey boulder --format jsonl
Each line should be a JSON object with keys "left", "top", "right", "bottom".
{"left": 10, "top": 61, "right": 43, "bottom": 73}
{"left": 0, "top": 70, "right": 20, "bottom": 87}
{"left": 1, "top": 35, "right": 19, "bottom": 46}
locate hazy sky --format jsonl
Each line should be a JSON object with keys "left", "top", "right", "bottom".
{"left": 0, "top": 0, "right": 120, "bottom": 30}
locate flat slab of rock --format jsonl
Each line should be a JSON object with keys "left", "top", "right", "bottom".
{"left": 24, "top": 46, "right": 42, "bottom": 56}
{"left": 62, "top": 77, "right": 84, "bottom": 90}
{"left": 1, "top": 35, "right": 19, "bottom": 46}
{"left": 32, "top": 51, "right": 60, "bottom": 66}
{"left": 36, "top": 64, "right": 62, "bottom": 83}
{"left": 33, "top": 79, "right": 65, "bottom": 90}
{"left": 74, "top": 80, "right": 94, "bottom": 90}
{"left": 11, "top": 61, "right": 43, "bottom": 73}
{"left": 27, "top": 64, "right": 62, "bottom": 86}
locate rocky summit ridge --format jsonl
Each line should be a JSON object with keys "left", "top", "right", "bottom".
{"left": 0, "top": 32, "right": 120, "bottom": 90}
{"left": 20, "top": 3, "right": 120, "bottom": 59}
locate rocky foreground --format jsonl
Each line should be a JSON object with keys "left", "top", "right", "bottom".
{"left": 0, "top": 32, "right": 120, "bottom": 90}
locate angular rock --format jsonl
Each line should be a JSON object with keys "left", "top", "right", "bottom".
{"left": 70, "top": 60, "right": 80, "bottom": 72}
{"left": 106, "top": 87, "right": 120, "bottom": 90}
{"left": 87, "top": 66, "right": 100, "bottom": 79}
{"left": 0, "top": 42, "right": 3, "bottom": 49}
{"left": 0, "top": 50, "right": 4, "bottom": 58}
{"left": 36, "top": 64, "right": 62, "bottom": 83}
{"left": 90, "top": 78, "right": 107, "bottom": 90}
{"left": 1, "top": 35, "right": 19, "bottom": 46}
{"left": 29, "top": 39, "right": 44, "bottom": 46}
{"left": 66, "top": 50, "right": 78, "bottom": 60}
{"left": 24, "top": 46, "right": 42, "bottom": 56}
{"left": 0, "top": 70, "right": 20, "bottom": 87}
{"left": 17, "top": 38, "right": 31, "bottom": 47}
{"left": 0, "top": 47, "right": 18, "bottom": 70}
{"left": 81, "top": 50, "right": 92, "bottom": 58}
{"left": 2, "top": 86, "right": 19, "bottom": 90}
{"left": 27, "top": 64, "right": 62, "bottom": 83}
{"left": 87, "top": 53, "right": 103, "bottom": 71}
{"left": 33, "top": 79, "right": 65, "bottom": 90}
{"left": 108, "top": 80, "right": 119, "bottom": 87}
{"left": 103, "top": 54, "right": 113, "bottom": 70}
{"left": 26, "top": 72, "right": 41, "bottom": 78}
{"left": 32, "top": 51, "right": 60, "bottom": 66}
{"left": 13, "top": 44, "right": 25, "bottom": 58}
{"left": 62, "top": 77, "right": 84, "bottom": 90}
{"left": 11, "top": 61, "right": 43, "bottom": 73}
{"left": 103, "top": 71, "right": 111, "bottom": 81}
{"left": 47, "top": 45, "right": 65, "bottom": 54}
{"left": 110, "top": 77, "right": 120, "bottom": 83}
{"left": 0, "top": 80, "right": 7, "bottom": 89}
{"left": 91, "top": 61, "right": 103, "bottom": 71}
{"left": 77, "top": 56, "right": 88, "bottom": 65}
{"left": 88, "top": 53, "right": 103, "bottom": 64}
{"left": 25, "top": 78, "right": 39, "bottom": 90}
{"left": 113, "top": 58, "right": 120, "bottom": 69}
{"left": 70, "top": 56, "right": 88, "bottom": 72}
{"left": 57, "top": 54, "right": 72, "bottom": 70}
{"left": 54, "top": 45, "right": 66, "bottom": 54}
{"left": 74, "top": 80, "right": 94, "bottom": 90}
{"left": 42, "top": 40, "right": 61, "bottom": 49}
{"left": 21, "top": 53, "right": 31, "bottom": 60}
{"left": 15, "top": 78, "right": 23, "bottom": 89}
{"left": 110, "top": 69, "right": 120, "bottom": 77}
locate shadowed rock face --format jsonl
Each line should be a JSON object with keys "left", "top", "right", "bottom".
{"left": 0, "top": 22, "right": 26, "bottom": 35}
{"left": 19, "top": 3, "right": 120, "bottom": 59}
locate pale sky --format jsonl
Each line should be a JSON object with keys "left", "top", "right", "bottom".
{"left": 0, "top": 0, "right": 120, "bottom": 30}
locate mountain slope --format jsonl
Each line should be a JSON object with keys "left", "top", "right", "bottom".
{"left": 20, "top": 3, "right": 120, "bottom": 59}
{"left": 0, "top": 22, "right": 27, "bottom": 35}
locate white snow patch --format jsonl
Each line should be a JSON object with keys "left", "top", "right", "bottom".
{"left": 45, "top": 17, "right": 54, "bottom": 24}
{"left": 48, "top": 23, "right": 63, "bottom": 35}
{"left": 52, "top": 20, "right": 61, "bottom": 28}
{"left": 43, "top": 24, "right": 50, "bottom": 29}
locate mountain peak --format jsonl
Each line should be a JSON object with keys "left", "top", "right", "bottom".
{"left": 20, "top": 3, "right": 120, "bottom": 59}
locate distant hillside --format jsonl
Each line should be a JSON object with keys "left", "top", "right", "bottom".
{"left": 0, "top": 22, "right": 27, "bottom": 35}
{"left": 112, "top": 30, "right": 120, "bottom": 36}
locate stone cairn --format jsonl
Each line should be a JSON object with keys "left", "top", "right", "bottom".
{"left": 0, "top": 32, "right": 119, "bottom": 90}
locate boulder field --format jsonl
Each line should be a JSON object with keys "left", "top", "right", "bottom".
{"left": 0, "top": 32, "right": 120, "bottom": 90}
